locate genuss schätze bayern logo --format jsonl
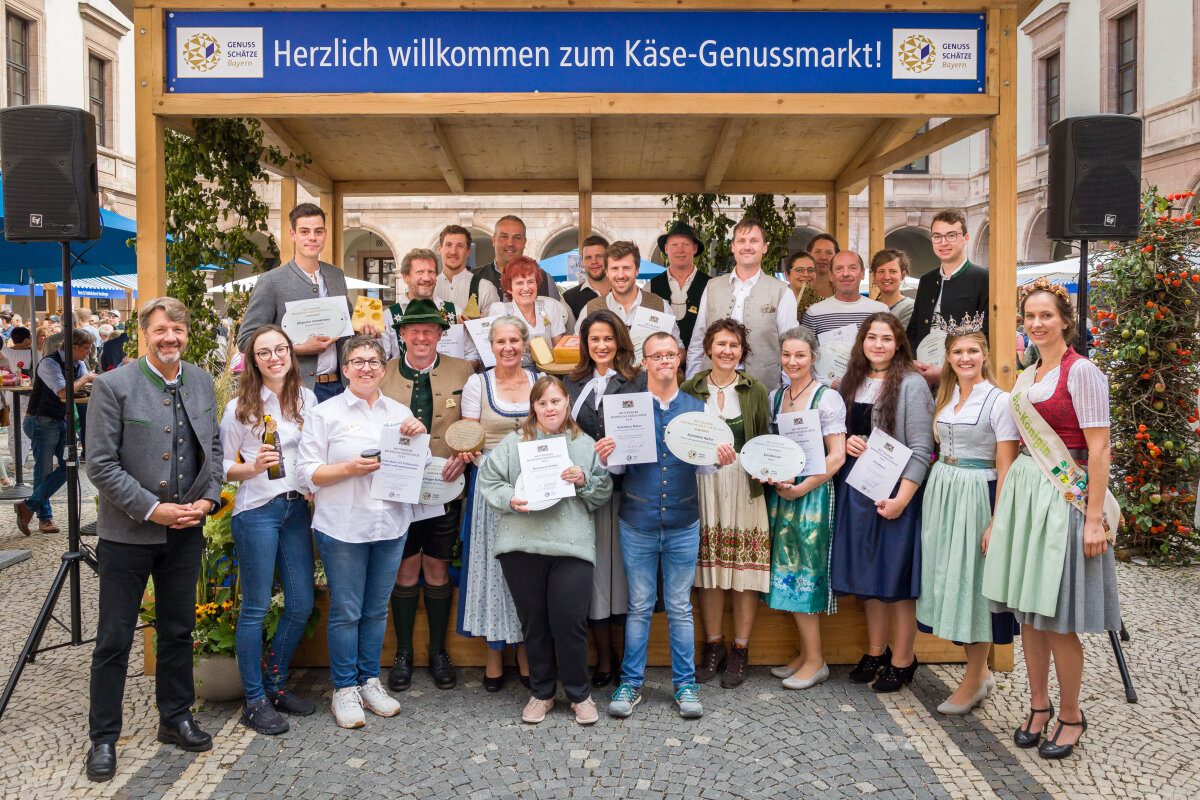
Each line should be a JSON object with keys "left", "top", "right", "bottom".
{"left": 892, "top": 28, "right": 977, "bottom": 79}
{"left": 176, "top": 28, "right": 264, "bottom": 78}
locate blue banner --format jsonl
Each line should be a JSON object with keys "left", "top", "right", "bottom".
{"left": 167, "top": 10, "right": 985, "bottom": 95}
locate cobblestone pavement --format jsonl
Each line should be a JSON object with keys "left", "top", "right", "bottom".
{"left": 0, "top": 471, "right": 1197, "bottom": 799}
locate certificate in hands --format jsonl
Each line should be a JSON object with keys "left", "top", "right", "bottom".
{"left": 436, "top": 324, "right": 467, "bottom": 359}
{"left": 516, "top": 437, "right": 576, "bottom": 507}
{"left": 282, "top": 296, "right": 354, "bottom": 343}
{"left": 370, "top": 429, "right": 431, "bottom": 504}
{"left": 846, "top": 428, "right": 913, "bottom": 503}
{"left": 465, "top": 315, "right": 499, "bottom": 368}
{"left": 601, "top": 392, "right": 656, "bottom": 465}
{"left": 775, "top": 410, "right": 827, "bottom": 477}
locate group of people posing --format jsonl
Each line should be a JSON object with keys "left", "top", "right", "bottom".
{"left": 78, "top": 202, "right": 1119, "bottom": 782}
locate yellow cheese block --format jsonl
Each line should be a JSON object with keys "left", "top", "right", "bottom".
{"left": 553, "top": 336, "right": 581, "bottom": 364}
{"left": 529, "top": 337, "right": 554, "bottom": 365}
{"left": 352, "top": 296, "right": 384, "bottom": 332}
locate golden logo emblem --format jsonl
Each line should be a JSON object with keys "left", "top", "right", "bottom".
{"left": 898, "top": 34, "right": 936, "bottom": 74}
{"left": 182, "top": 32, "right": 221, "bottom": 72}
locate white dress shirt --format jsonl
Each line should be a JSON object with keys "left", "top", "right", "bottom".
{"left": 685, "top": 269, "right": 799, "bottom": 378}
{"left": 665, "top": 269, "right": 698, "bottom": 320}
{"left": 220, "top": 385, "right": 319, "bottom": 514}
{"left": 296, "top": 389, "right": 418, "bottom": 544}
{"left": 435, "top": 269, "right": 501, "bottom": 315}
{"left": 573, "top": 290, "right": 683, "bottom": 347}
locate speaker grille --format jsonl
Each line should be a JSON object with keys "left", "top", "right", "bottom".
{"left": 1047, "top": 115, "right": 1143, "bottom": 241}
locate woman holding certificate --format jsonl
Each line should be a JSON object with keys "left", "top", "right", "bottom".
{"left": 679, "top": 319, "right": 770, "bottom": 689}
{"left": 491, "top": 256, "right": 567, "bottom": 368}
{"left": 916, "top": 318, "right": 1020, "bottom": 715}
{"left": 982, "top": 279, "right": 1120, "bottom": 760}
{"left": 296, "top": 336, "right": 428, "bottom": 730}
{"left": 564, "top": 310, "right": 648, "bottom": 688}
{"left": 764, "top": 327, "right": 847, "bottom": 690}
{"left": 220, "top": 324, "right": 319, "bottom": 735}
{"left": 454, "top": 316, "right": 538, "bottom": 691}
{"left": 478, "top": 376, "right": 613, "bottom": 726}
{"left": 832, "top": 312, "right": 934, "bottom": 693}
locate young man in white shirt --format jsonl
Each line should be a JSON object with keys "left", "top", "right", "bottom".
{"left": 801, "top": 250, "right": 889, "bottom": 336}
{"left": 433, "top": 224, "right": 499, "bottom": 320}
{"left": 562, "top": 235, "right": 611, "bottom": 320}
{"left": 578, "top": 242, "right": 681, "bottom": 347}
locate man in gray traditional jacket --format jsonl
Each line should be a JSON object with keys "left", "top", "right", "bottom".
{"left": 83, "top": 297, "right": 223, "bottom": 782}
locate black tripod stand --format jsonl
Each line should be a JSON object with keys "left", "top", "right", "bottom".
{"left": 0, "top": 242, "right": 94, "bottom": 720}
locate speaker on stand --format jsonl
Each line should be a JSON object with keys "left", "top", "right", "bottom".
{"left": 1046, "top": 113, "right": 1143, "bottom": 704}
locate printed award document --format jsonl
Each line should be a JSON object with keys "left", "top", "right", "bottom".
{"left": 281, "top": 296, "right": 354, "bottom": 342}
{"left": 516, "top": 436, "right": 576, "bottom": 504}
{"left": 370, "top": 429, "right": 430, "bottom": 504}
{"left": 775, "top": 409, "right": 827, "bottom": 477}
{"left": 601, "top": 391, "right": 656, "bottom": 465}
{"left": 464, "top": 315, "right": 500, "bottom": 368}
{"left": 845, "top": 428, "right": 913, "bottom": 503}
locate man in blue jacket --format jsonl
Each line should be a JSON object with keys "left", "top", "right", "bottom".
{"left": 596, "top": 331, "right": 734, "bottom": 720}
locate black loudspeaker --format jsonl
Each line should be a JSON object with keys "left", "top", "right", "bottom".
{"left": 1046, "top": 115, "right": 1143, "bottom": 241}
{"left": 0, "top": 105, "right": 100, "bottom": 242}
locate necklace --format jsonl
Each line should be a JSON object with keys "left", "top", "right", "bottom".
{"left": 868, "top": 366, "right": 889, "bottom": 375}
{"left": 785, "top": 377, "right": 815, "bottom": 406}
{"left": 709, "top": 375, "right": 737, "bottom": 391}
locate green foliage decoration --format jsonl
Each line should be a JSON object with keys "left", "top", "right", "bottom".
{"left": 661, "top": 193, "right": 799, "bottom": 275}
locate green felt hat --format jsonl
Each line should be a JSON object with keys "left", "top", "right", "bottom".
{"left": 396, "top": 297, "right": 450, "bottom": 330}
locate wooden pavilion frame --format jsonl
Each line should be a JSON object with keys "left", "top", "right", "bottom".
{"left": 135, "top": 0, "right": 1039, "bottom": 671}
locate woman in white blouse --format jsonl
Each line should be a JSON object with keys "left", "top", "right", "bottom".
{"left": 489, "top": 256, "right": 567, "bottom": 367}
{"left": 296, "top": 336, "right": 427, "bottom": 730}
{"left": 221, "top": 324, "right": 319, "bottom": 736}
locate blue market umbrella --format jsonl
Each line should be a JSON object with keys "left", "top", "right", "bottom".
{"left": 537, "top": 248, "right": 665, "bottom": 282}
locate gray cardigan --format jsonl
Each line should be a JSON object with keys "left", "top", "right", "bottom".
{"left": 238, "top": 260, "right": 351, "bottom": 389}
{"left": 869, "top": 371, "right": 935, "bottom": 486}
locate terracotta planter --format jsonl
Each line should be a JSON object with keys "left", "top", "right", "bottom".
{"left": 193, "top": 654, "right": 244, "bottom": 702}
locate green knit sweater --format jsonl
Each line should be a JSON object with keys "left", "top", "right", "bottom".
{"left": 479, "top": 427, "right": 613, "bottom": 564}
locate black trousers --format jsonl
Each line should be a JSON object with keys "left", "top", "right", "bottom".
{"left": 89, "top": 528, "right": 203, "bottom": 744}
{"left": 498, "top": 551, "right": 592, "bottom": 703}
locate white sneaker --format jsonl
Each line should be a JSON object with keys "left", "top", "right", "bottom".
{"left": 359, "top": 677, "right": 401, "bottom": 717}
{"left": 331, "top": 686, "right": 365, "bottom": 729}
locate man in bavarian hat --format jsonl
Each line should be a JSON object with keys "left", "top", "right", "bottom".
{"left": 647, "top": 221, "right": 710, "bottom": 350}
{"left": 379, "top": 298, "right": 474, "bottom": 692}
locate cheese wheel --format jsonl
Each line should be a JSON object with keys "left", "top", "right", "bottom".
{"left": 352, "top": 296, "right": 384, "bottom": 332}
{"left": 553, "top": 335, "right": 581, "bottom": 364}
{"left": 529, "top": 337, "right": 554, "bottom": 365}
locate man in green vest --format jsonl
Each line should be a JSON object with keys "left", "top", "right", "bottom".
{"left": 649, "top": 221, "right": 710, "bottom": 350}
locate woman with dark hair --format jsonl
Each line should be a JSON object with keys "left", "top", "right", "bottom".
{"left": 983, "top": 278, "right": 1120, "bottom": 759}
{"left": 832, "top": 312, "right": 934, "bottom": 693}
{"left": 479, "top": 375, "right": 613, "bottom": 726}
{"left": 221, "top": 324, "right": 318, "bottom": 734}
{"left": 564, "top": 310, "right": 647, "bottom": 687}
{"left": 680, "top": 318, "right": 770, "bottom": 689}
{"left": 493, "top": 256, "right": 568, "bottom": 367}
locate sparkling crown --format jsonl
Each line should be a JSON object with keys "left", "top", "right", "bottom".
{"left": 933, "top": 311, "right": 986, "bottom": 337}
{"left": 1018, "top": 276, "right": 1071, "bottom": 307}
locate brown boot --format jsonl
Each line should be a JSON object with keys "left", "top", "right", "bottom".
{"left": 694, "top": 640, "right": 727, "bottom": 684}
{"left": 721, "top": 644, "right": 750, "bottom": 689}
{"left": 39, "top": 518, "right": 60, "bottom": 533}
{"left": 14, "top": 502, "right": 33, "bottom": 536}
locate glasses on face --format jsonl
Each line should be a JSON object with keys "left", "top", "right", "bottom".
{"left": 644, "top": 352, "right": 680, "bottom": 364}
{"left": 254, "top": 344, "right": 292, "bottom": 361}
{"left": 348, "top": 358, "right": 384, "bottom": 371}
{"left": 931, "top": 232, "right": 963, "bottom": 244}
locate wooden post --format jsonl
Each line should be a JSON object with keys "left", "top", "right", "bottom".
{"left": 989, "top": 7, "right": 1018, "bottom": 392}
{"left": 318, "top": 193, "right": 334, "bottom": 264}
{"left": 824, "top": 191, "right": 835, "bottom": 236}
{"left": 279, "top": 176, "right": 297, "bottom": 265}
{"left": 44, "top": 285, "right": 57, "bottom": 318}
{"left": 834, "top": 191, "right": 851, "bottom": 252}
{"left": 331, "top": 189, "right": 344, "bottom": 270}
{"left": 134, "top": 6, "right": 166, "bottom": 344}
{"left": 578, "top": 192, "right": 592, "bottom": 253}
{"left": 868, "top": 175, "right": 886, "bottom": 297}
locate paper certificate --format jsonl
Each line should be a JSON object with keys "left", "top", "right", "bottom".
{"left": 281, "top": 296, "right": 354, "bottom": 343}
{"left": 845, "top": 428, "right": 913, "bottom": 503}
{"left": 516, "top": 437, "right": 575, "bottom": 505}
{"left": 776, "top": 410, "right": 827, "bottom": 477}
{"left": 813, "top": 342, "right": 852, "bottom": 384}
{"left": 631, "top": 305, "right": 675, "bottom": 334}
{"left": 601, "top": 392, "right": 656, "bottom": 465}
{"left": 436, "top": 324, "right": 467, "bottom": 359}
{"left": 464, "top": 315, "right": 499, "bottom": 368}
{"left": 818, "top": 323, "right": 859, "bottom": 347}
{"left": 916, "top": 330, "right": 948, "bottom": 368}
{"left": 370, "top": 429, "right": 430, "bottom": 504}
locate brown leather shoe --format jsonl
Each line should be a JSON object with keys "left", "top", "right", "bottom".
{"left": 14, "top": 502, "right": 33, "bottom": 536}
{"left": 694, "top": 640, "right": 727, "bottom": 684}
{"left": 39, "top": 518, "right": 60, "bottom": 533}
{"left": 721, "top": 644, "right": 750, "bottom": 689}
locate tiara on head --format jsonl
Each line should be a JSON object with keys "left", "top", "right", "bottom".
{"left": 1018, "top": 276, "right": 1071, "bottom": 308}
{"left": 933, "top": 311, "right": 986, "bottom": 337}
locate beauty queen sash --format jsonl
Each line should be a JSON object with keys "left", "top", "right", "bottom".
{"left": 1010, "top": 367, "right": 1121, "bottom": 539}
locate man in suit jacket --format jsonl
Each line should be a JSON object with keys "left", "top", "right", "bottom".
{"left": 378, "top": 298, "right": 474, "bottom": 694}
{"left": 239, "top": 202, "right": 385, "bottom": 402}
{"left": 648, "top": 221, "right": 710, "bottom": 350}
{"left": 83, "top": 297, "right": 223, "bottom": 783}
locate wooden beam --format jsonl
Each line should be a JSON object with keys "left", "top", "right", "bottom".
{"left": 335, "top": 179, "right": 833, "bottom": 196}
{"left": 578, "top": 192, "right": 592, "bottom": 253}
{"left": 318, "top": 193, "right": 335, "bottom": 263}
{"left": 279, "top": 177, "right": 297, "bottom": 264}
{"left": 843, "top": 117, "right": 929, "bottom": 176}
{"left": 135, "top": 6, "right": 166, "bottom": 330}
{"left": 833, "top": 191, "right": 851, "bottom": 253}
{"left": 331, "top": 190, "right": 345, "bottom": 270}
{"left": 416, "top": 118, "right": 466, "bottom": 194}
{"left": 824, "top": 192, "right": 836, "bottom": 238}
{"left": 259, "top": 118, "right": 333, "bottom": 194}
{"left": 704, "top": 118, "right": 747, "bottom": 193}
{"left": 835, "top": 116, "right": 992, "bottom": 195}
{"left": 576, "top": 119, "right": 592, "bottom": 194}
{"left": 138, "top": 0, "right": 1025, "bottom": 14}
{"left": 989, "top": 6, "right": 1019, "bottom": 391}
{"left": 868, "top": 174, "right": 886, "bottom": 265}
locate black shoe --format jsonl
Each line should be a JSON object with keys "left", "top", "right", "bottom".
{"left": 270, "top": 689, "right": 316, "bottom": 717}
{"left": 694, "top": 641, "right": 727, "bottom": 684}
{"left": 871, "top": 657, "right": 918, "bottom": 693}
{"left": 430, "top": 649, "right": 457, "bottom": 689}
{"left": 240, "top": 697, "right": 289, "bottom": 735}
{"left": 1038, "top": 712, "right": 1087, "bottom": 759}
{"left": 483, "top": 672, "right": 505, "bottom": 692}
{"left": 157, "top": 719, "right": 213, "bottom": 752}
{"left": 1014, "top": 703, "right": 1055, "bottom": 748}
{"left": 388, "top": 650, "right": 413, "bottom": 692}
{"left": 518, "top": 673, "right": 531, "bottom": 690}
{"left": 85, "top": 743, "right": 116, "bottom": 782}
{"left": 591, "top": 670, "right": 615, "bottom": 689}
{"left": 848, "top": 646, "right": 892, "bottom": 684}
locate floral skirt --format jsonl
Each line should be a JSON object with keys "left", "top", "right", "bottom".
{"left": 695, "top": 457, "right": 770, "bottom": 593}
{"left": 765, "top": 481, "right": 836, "bottom": 614}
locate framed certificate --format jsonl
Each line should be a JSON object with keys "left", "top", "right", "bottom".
{"left": 369, "top": 430, "right": 430, "bottom": 504}
{"left": 664, "top": 411, "right": 735, "bottom": 466}
{"left": 813, "top": 342, "right": 853, "bottom": 384}
{"left": 845, "top": 428, "right": 913, "bottom": 502}
{"left": 516, "top": 437, "right": 575, "bottom": 509}
{"left": 282, "top": 296, "right": 354, "bottom": 342}
{"left": 465, "top": 315, "right": 499, "bottom": 368}
{"left": 739, "top": 434, "right": 806, "bottom": 482}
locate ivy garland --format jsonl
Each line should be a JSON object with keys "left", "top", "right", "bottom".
{"left": 660, "top": 193, "right": 799, "bottom": 275}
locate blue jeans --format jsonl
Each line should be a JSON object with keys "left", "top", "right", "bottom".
{"left": 231, "top": 496, "right": 315, "bottom": 702}
{"left": 313, "top": 380, "right": 345, "bottom": 404}
{"left": 314, "top": 530, "right": 407, "bottom": 689}
{"left": 23, "top": 415, "right": 67, "bottom": 520}
{"left": 619, "top": 520, "right": 700, "bottom": 689}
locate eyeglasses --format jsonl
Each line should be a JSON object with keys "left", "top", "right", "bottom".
{"left": 931, "top": 232, "right": 963, "bottom": 243}
{"left": 644, "top": 353, "right": 680, "bottom": 363}
{"left": 348, "top": 358, "right": 384, "bottom": 371}
{"left": 254, "top": 344, "right": 292, "bottom": 361}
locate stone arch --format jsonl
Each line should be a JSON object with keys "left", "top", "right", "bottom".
{"left": 787, "top": 225, "right": 826, "bottom": 254}
{"left": 884, "top": 225, "right": 938, "bottom": 278}
{"left": 1024, "top": 209, "right": 1074, "bottom": 264}
{"left": 343, "top": 225, "right": 397, "bottom": 302}
{"left": 972, "top": 222, "right": 990, "bottom": 269}
{"left": 540, "top": 226, "right": 579, "bottom": 260}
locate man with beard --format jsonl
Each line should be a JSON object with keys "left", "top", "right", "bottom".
{"left": 392, "top": 248, "right": 478, "bottom": 365}
{"left": 578, "top": 242, "right": 682, "bottom": 349}
{"left": 562, "top": 235, "right": 611, "bottom": 320}
{"left": 83, "top": 297, "right": 224, "bottom": 781}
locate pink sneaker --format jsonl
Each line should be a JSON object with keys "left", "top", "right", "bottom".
{"left": 522, "top": 696, "right": 554, "bottom": 724}
{"left": 571, "top": 696, "right": 598, "bottom": 725}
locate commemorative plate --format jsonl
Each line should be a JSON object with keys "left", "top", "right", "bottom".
{"left": 739, "top": 434, "right": 807, "bottom": 482}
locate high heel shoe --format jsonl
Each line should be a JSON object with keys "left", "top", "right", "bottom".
{"left": 1013, "top": 702, "right": 1054, "bottom": 748}
{"left": 1038, "top": 712, "right": 1087, "bottom": 759}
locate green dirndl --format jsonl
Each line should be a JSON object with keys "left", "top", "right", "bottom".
{"left": 765, "top": 481, "right": 835, "bottom": 614}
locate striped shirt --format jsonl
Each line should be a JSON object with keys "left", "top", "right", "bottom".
{"left": 800, "top": 296, "right": 890, "bottom": 336}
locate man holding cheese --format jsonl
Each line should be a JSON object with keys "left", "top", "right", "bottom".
{"left": 433, "top": 225, "right": 499, "bottom": 321}
{"left": 239, "top": 203, "right": 388, "bottom": 402}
